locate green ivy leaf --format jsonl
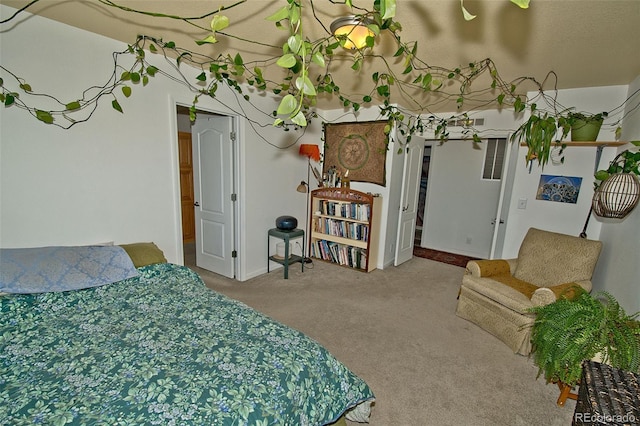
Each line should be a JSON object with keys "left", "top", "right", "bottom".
{"left": 4, "top": 94, "right": 15, "bottom": 106}
{"left": 149, "top": 44, "right": 157, "bottom": 53}
{"left": 122, "top": 86, "right": 132, "bottom": 97}
{"left": 365, "top": 35, "right": 375, "bottom": 48}
{"left": 210, "top": 14, "right": 229, "bottom": 32}
{"left": 196, "top": 72, "right": 207, "bottom": 82}
{"left": 287, "top": 35, "right": 302, "bottom": 54}
{"left": 196, "top": 35, "right": 217, "bottom": 45}
{"left": 121, "top": 71, "right": 131, "bottom": 81}
{"left": 296, "top": 76, "right": 317, "bottom": 96}
{"left": 276, "top": 53, "right": 296, "bottom": 69}
{"left": 265, "top": 6, "right": 289, "bottom": 22}
{"left": 291, "top": 110, "right": 307, "bottom": 126}
{"left": 460, "top": 0, "right": 477, "bottom": 21}
{"left": 112, "top": 99, "right": 123, "bottom": 113}
{"left": 380, "top": 0, "right": 396, "bottom": 20}
{"left": 363, "top": 95, "right": 372, "bottom": 103}
{"left": 36, "top": 109, "right": 54, "bottom": 124}
{"left": 377, "top": 85, "right": 389, "bottom": 97}
{"left": 311, "top": 51, "right": 326, "bottom": 68}
{"left": 146, "top": 66, "right": 158, "bottom": 76}
{"left": 497, "top": 93, "right": 505, "bottom": 104}
{"left": 234, "top": 53, "right": 243, "bottom": 66}
{"left": 511, "top": 0, "right": 530, "bottom": 9}
{"left": 65, "top": 101, "right": 81, "bottom": 111}
{"left": 422, "top": 73, "right": 432, "bottom": 89}
{"left": 130, "top": 72, "right": 141, "bottom": 83}
{"left": 143, "top": 75, "right": 149, "bottom": 86}
{"left": 276, "top": 94, "right": 297, "bottom": 115}
{"left": 20, "top": 83, "right": 32, "bottom": 92}
{"left": 164, "top": 41, "right": 176, "bottom": 49}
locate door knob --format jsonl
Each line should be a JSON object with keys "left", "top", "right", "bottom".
{"left": 194, "top": 201, "right": 200, "bottom": 207}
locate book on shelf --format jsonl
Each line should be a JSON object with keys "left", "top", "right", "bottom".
{"left": 317, "top": 200, "right": 371, "bottom": 222}
{"left": 314, "top": 217, "right": 369, "bottom": 242}
{"left": 311, "top": 239, "right": 367, "bottom": 270}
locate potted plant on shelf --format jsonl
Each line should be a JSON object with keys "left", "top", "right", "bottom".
{"left": 511, "top": 107, "right": 610, "bottom": 168}
{"left": 529, "top": 289, "right": 640, "bottom": 403}
{"left": 558, "top": 111, "right": 608, "bottom": 142}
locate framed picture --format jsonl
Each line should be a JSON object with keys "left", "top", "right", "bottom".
{"left": 536, "top": 175, "right": 583, "bottom": 204}
{"left": 323, "top": 120, "right": 388, "bottom": 187}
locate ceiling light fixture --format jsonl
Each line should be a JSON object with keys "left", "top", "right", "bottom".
{"left": 330, "top": 16, "right": 375, "bottom": 50}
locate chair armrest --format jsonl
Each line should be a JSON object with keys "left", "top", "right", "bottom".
{"left": 531, "top": 280, "right": 593, "bottom": 307}
{"left": 574, "top": 280, "right": 592, "bottom": 293}
{"left": 466, "top": 259, "right": 517, "bottom": 277}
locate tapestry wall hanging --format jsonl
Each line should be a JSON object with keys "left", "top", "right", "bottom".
{"left": 536, "top": 175, "right": 583, "bottom": 204}
{"left": 322, "top": 120, "right": 388, "bottom": 187}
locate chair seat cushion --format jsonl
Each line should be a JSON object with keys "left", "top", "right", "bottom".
{"left": 491, "top": 273, "right": 538, "bottom": 298}
{"left": 462, "top": 274, "right": 534, "bottom": 315}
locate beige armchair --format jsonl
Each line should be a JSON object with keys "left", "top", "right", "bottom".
{"left": 455, "top": 227, "right": 602, "bottom": 355}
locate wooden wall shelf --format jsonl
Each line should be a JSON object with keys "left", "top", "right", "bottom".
{"left": 519, "top": 141, "right": 627, "bottom": 147}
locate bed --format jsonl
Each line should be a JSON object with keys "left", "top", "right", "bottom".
{"left": 0, "top": 244, "right": 374, "bottom": 425}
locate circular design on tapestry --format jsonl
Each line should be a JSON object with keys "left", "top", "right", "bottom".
{"left": 338, "top": 134, "right": 369, "bottom": 170}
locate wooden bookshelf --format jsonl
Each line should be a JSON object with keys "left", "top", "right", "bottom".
{"left": 309, "top": 188, "right": 381, "bottom": 272}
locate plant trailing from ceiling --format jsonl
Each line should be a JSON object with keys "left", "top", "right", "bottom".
{"left": 529, "top": 289, "right": 640, "bottom": 388}
{"left": 0, "top": 0, "right": 533, "bottom": 126}
{"left": 0, "top": 0, "right": 629, "bottom": 160}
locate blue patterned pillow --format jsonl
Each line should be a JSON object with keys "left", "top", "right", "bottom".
{"left": 0, "top": 245, "right": 139, "bottom": 293}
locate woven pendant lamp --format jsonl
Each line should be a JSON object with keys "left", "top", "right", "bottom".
{"left": 591, "top": 173, "right": 640, "bottom": 219}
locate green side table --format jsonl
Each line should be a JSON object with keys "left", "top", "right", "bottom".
{"left": 267, "top": 228, "right": 305, "bottom": 279}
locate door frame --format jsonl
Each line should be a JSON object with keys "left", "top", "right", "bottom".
{"left": 394, "top": 137, "right": 425, "bottom": 266}
{"left": 415, "top": 137, "right": 511, "bottom": 259}
{"left": 169, "top": 100, "right": 241, "bottom": 278}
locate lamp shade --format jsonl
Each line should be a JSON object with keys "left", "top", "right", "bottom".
{"left": 592, "top": 173, "right": 640, "bottom": 219}
{"left": 299, "top": 144, "right": 321, "bottom": 162}
{"left": 330, "top": 16, "right": 374, "bottom": 50}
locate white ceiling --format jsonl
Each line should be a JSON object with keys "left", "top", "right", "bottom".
{"left": 3, "top": 0, "right": 639, "bottom": 112}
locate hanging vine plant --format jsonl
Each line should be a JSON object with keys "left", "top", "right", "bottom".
{"left": 4, "top": 0, "right": 629, "bottom": 163}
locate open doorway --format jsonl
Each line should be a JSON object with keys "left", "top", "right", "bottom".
{"left": 414, "top": 146, "right": 431, "bottom": 245}
{"left": 175, "top": 105, "right": 238, "bottom": 278}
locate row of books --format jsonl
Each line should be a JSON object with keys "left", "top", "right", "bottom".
{"left": 313, "top": 217, "right": 369, "bottom": 242}
{"left": 316, "top": 200, "right": 370, "bottom": 221}
{"left": 311, "top": 239, "right": 368, "bottom": 270}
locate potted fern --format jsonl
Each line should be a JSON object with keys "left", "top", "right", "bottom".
{"left": 529, "top": 289, "right": 640, "bottom": 390}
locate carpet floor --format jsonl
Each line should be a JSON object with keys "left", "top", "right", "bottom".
{"left": 188, "top": 255, "right": 577, "bottom": 425}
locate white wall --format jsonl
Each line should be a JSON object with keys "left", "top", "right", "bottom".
{"left": 0, "top": 5, "right": 310, "bottom": 281}
{"left": 591, "top": 76, "right": 640, "bottom": 314}
{"left": 500, "top": 85, "right": 630, "bottom": 258}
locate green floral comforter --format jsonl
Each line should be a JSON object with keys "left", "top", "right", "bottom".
{"left": 0, "top": 263, "right": 374, "bottom": 425}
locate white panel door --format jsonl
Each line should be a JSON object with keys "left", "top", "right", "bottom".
{"left": 395, "top": 141, "right": 425, "bottom": 266}
{"left": 192, "top": 115, "right": 235, "bottom": 278}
